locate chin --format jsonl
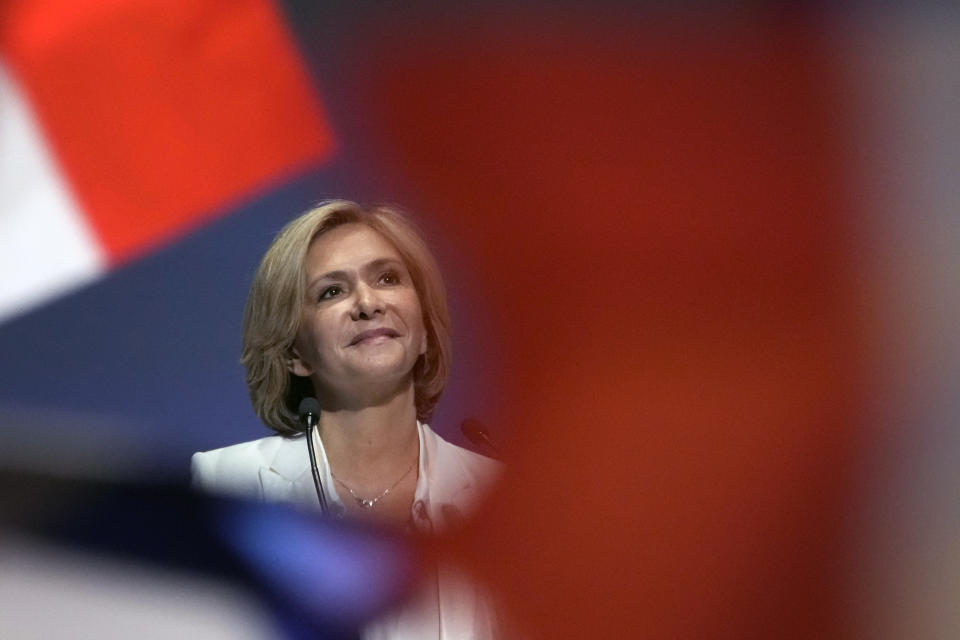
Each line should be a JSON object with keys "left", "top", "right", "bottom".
{"left": 349, "top": 363, "right": 416, "bottom": 388}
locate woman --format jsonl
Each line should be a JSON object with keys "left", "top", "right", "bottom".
{"left": 192, "top": 200, "right": 501, "bottom": 638}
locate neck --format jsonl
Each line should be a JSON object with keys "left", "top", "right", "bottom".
{"left": 317, "top": 384, "right": 419, "bottom": 473}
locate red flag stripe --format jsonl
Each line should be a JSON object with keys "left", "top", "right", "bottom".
{"left": 0, "top": 0, "right": 335, "bottom": 264}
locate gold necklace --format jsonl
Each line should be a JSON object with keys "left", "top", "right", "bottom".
{"left": 331, "top": 461, "right": 417, "bottom": 509}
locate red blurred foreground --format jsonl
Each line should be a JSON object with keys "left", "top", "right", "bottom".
{"left": 351, "top": 10, "right": 867, "bottom": 639}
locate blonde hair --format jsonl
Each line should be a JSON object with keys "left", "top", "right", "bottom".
{"left": 241, "top": 200, "right": 451, "bottom": 435}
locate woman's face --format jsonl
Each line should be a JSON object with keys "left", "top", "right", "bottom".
{"left": 289, "top": 223, "right": 427, "bottom": 407}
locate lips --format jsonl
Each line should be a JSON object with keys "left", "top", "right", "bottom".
{"left": 348, "top": 327, "right": 400, "bottom": 346}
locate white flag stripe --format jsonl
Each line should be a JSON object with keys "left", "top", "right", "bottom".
{"left": 0, "top": 60, "right": 106, "bottom": 325}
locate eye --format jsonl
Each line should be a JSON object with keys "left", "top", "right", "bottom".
{"left": 319, "top": 285, "right": 343, "bottom": 300}
{"left": 378, "top": 270, "right": 401, "bottom": 286}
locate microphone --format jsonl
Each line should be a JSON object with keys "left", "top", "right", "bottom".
{"left": 298, "top": 397, "right": 322, "bottom": 428}
{"left": 460, "top": 418, "right": 500, "bottom": 458}
{"left": 298, "top": 398, "right": 328, "bottom": 514}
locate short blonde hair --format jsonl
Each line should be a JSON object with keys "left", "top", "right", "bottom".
{"left": 241, "top": 200, "right": 451, "bottom": 435}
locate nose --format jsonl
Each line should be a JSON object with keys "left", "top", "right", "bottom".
{"left": 351, "top": 282, "right": 384, "bottom": 320}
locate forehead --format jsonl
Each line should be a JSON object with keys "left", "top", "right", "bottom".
{"left": 304, "top": 223, "right": 402, "bottom": 274}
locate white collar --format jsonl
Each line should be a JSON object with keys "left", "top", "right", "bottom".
{"left": 258, "top": 421, "right": 475, "bottom": 525}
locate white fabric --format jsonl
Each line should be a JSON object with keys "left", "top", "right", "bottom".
{"left": 0, "top": 60, "right": 105, "bottom": 325}
{"left": 192, "top": 422, "right": 502, "bottom": 639}
{"left": 0, "top": 534, "right": 275, "bottom": 640}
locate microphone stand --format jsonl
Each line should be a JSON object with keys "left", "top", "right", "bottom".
{"left": 300, "top": 400, "right": 328, "bottom": 515}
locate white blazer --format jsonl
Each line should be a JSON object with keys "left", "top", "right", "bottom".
{"left": 191, "top": 422, "right": 503, "bottom": 639}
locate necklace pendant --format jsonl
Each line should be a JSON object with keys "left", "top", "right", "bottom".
{"left": 333, "top": 458, "right": 416, "bottom": 511}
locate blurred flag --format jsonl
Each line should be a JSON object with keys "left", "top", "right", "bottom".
{"left": 0, "top": 0, "right": 334, "bottom": 324}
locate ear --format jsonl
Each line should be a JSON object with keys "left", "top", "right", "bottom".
{"left": 287, "top": 344, "right": 314, "bottom": 377}
{"left": 419, "top": 331, "right": 428, "bottom": 356}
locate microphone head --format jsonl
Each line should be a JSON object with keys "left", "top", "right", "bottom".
{"left": 298, "top": 397, "right": 322, "bottom": 424}
{"left": 460, "top": 418, "right": 489, "bottom": 447}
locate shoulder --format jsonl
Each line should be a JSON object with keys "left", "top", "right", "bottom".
{"left": 421, "top": 423, "right": 503, "bottom": 488}
{"left": 191, "top": 434, "right": 299, "bottom": 497}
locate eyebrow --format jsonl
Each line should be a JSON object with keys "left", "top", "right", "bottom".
{"left": 306, "top": 258, "right": 406, "bottom": 292}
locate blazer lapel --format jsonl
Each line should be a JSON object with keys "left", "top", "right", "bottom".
{"left": 417, "top": 423, "right": 476, "bottom": 529}
{"left": 257, "top": 435, "right": 321, "bottom": 510}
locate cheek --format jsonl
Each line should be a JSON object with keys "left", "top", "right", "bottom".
{"left": 300, "top": 314, "right": 339, "bottom": 359}
{"left": 409, "top": 300, "right": 427, "bottom": 355}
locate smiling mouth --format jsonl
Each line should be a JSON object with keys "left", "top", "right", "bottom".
{"left": 349, "top": 328, "right": 400, "bottom": 346}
